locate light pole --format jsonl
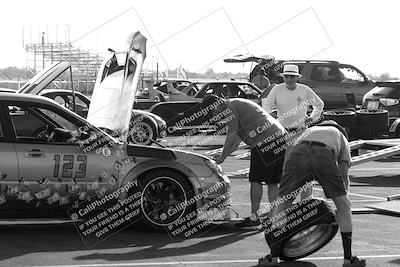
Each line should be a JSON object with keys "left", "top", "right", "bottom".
{"left": 41, "top": 32, "right": 45, "bottom": 69}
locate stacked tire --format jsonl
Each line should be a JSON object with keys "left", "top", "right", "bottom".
{"left": 354, "top": 109, "right": 388, "bottom": 139}
{"left": 323, "top": 109, "right": 389, "bottom": 139}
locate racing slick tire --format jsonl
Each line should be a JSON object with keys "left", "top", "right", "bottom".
{"left": 264, "top": 198, "right": 338, "bottom": 261}
{"left": 356, "top": 109, "right": 388, "bottom": 128}
{"left": 322, "top": 110, "right": 356, "bottom": 131}
{"left": 128, "top": 119, "right": 156, "bottom": 146}
{"left": 354, "top": 109, "right": 389, "bottom": 138}
{"left": 136, "top": 169, "right": 196, "bottom": 231}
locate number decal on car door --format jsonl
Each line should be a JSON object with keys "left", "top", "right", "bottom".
{"left": 53, "top": 154, "right": 87, "bottom": 178}
{"left": 75, "top": 155, "right": 87, "bottom": 178}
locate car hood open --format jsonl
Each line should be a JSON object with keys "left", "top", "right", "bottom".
{"left": 16, "top": 61, "right": 71, "bottom": 95}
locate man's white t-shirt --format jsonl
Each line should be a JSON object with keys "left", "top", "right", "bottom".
{"left": 262, "top": 83, "right": 324, "bottom": 129}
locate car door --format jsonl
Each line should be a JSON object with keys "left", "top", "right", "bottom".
{"left": 307, "top": 64, "right": 344, "bottom": 109}
{"left": 0, "top": 104, "right": 19, "bottom": 208}
{"left": 6, "top": 101, "right": 119, "bottom": 211}
{"left": 338, "top": 65, "right": 376, "bottom": 106}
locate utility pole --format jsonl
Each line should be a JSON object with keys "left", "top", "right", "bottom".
{"left": 42, "top": 32, "right": 45, "bottom": 69}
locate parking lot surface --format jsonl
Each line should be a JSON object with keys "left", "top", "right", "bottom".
{"left": 1, "top": 136, "right": 400, "bottom": 267}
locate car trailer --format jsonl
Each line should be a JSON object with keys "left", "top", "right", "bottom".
{"left": 217, "top": 138, "right": 400, "bottom": 215}
{"left": 350, "top": 138, "right": 400, "bottom": 215}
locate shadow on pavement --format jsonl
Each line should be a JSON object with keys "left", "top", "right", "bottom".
{"left": 0, "top": 223, "right": 261, "bottom": 262}
{"left": 389, "top": 258, "right": 400, "bottom": 264}
{"left": 75, "top": 224, "right": 260, "bottom": 261}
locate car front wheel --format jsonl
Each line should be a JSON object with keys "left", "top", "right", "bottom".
{"left": 138, "top": 170, "right": 195, "bottom": 231}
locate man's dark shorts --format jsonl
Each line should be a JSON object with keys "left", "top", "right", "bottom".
{"left": 279, "top": 142, "right": 348, "bottom": 199}
{"left": 249, "top": 138, "right": 285, "bottom": 184}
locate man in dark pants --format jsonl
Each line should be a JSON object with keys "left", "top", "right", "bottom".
{"left": 258, "top": 120, "right": 365, "bottom": 267}
{"left": 201, "top": 95, "right": 286, "bottom": 228}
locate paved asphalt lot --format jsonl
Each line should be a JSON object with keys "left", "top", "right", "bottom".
{"left": 0, "top": 136, "right": 400, "bottom": 267}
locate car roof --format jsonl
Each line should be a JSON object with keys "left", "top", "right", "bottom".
{"left": 0, "top": 92, "right": 96, "bottom": 122}
{"left": 0, "top": 88, "right": 17, "bottom": 93}
{"left": 0, "top": 92, "right": 69, "bottom": 107}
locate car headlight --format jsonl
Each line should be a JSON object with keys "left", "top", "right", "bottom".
{"left": 204, "top": 159, "right": 224, "bottom": 177}
{"left": 380, "top": 98, "right": 399, "bottom": 107}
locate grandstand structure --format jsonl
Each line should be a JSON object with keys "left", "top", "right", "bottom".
{"left": 23, "top": 25, "right": 102, "bottom": 93}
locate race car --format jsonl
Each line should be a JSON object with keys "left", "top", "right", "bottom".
{"left": 0, "top": 92, "right": 231, "bottom": 231}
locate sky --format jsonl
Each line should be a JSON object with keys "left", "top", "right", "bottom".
{"left": 1, "top": 0, "right": 400, "bottom": 77}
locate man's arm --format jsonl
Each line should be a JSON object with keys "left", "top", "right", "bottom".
{"left": 215, "top": 111, "right": 242, "bottom": 164}
{"left": 216, "top": 131, "right": 242, "bottom": 164}
{"left": 338, "top": 135, "right": 352, "bottom": 190}
{"left": 306, "top": 87, "right": 324, "bottom": 124}
{"left": 262, "top": 85, "right": 277, "bottom": 114}
{"left": 338, "top": 160, "right": 350, "bottom": 190}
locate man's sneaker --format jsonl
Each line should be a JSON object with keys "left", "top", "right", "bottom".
{"left": 235, "top": 217, "right": 260, "bottom": 228}
{"left": 343, "top": 256, "right": 366, "bottom": 267}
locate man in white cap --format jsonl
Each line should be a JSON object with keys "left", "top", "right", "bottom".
{"left": 262, "top": 64, "right": 324, "bottom": 199}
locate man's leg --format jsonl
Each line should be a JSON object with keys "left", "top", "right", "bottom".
{"left": 250, "top": 182, "right": 279, "bottom": 218}
{"left": 332, "top": 195, "right": 353, "bottom": 265}
{"left": 332, "top": 195, "right": 365, "bottom": 266}
{"left": 267, "top": 183, "right": 279, "bottom": 203}
{"left": 250, "top": 182, "right": 263, "bottom": 217}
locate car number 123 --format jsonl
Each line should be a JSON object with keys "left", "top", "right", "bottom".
{"left": 53, "top": 154, "right": 87, "bottom": 178}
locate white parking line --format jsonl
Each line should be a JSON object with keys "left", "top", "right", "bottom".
{"left": 230, "top": 199, "right": 381, "bottom": 205}
{"left": 32, "top": 254, "right": 400, "bottom": 267}
{"left": 312, "top": 188, "right": 386, "bottom": 200}
{"left": 351, "top": 167, "right": 400, "bottom": 171}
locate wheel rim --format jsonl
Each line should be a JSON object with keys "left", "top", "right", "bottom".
{"left": 282, "top": 224, "right": 335, "bottom": 257}
{"left": 130, "top": 122, "right": 154, "bottom": 145}
{"left": 140, "top": 177, "right": 188, "bottom": 226}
